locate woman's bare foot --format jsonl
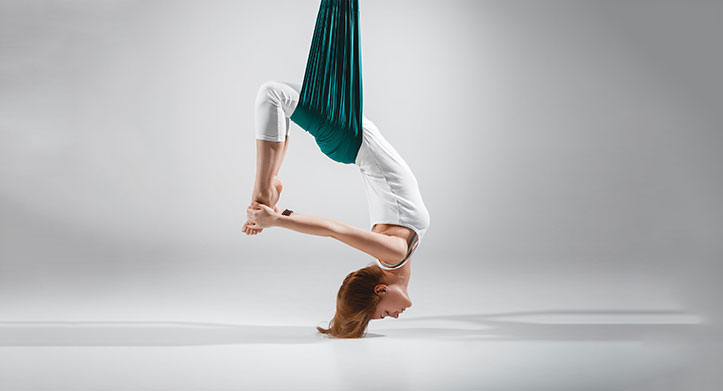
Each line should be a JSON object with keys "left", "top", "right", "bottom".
{"left": 242, "top": 176, "right": 283, "bottom": 235}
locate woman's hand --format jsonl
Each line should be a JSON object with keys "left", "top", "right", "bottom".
{"left": 242, "top": 204, "right": 278, "bottom": 235}
{"left": 246, "top": 201, "right": 280, "bottom": 229}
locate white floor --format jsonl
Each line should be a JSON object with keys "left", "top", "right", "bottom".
{"left": 1, "top": 254, "right": 720, "bottom": 390}
{"left": 0, "top": 311, "right": 718, "bottom": 391}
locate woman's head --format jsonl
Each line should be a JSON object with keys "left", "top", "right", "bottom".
{"left": 317, "top": 264, "right": 412, "bottom": 338}
{"left": 371, "top": 282, "right": 412, "bottom": 320}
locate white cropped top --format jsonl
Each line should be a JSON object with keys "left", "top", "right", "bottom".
{"left": 354, "top": 116, "right": 431, "bottom": 271}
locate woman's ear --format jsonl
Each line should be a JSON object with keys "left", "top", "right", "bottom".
{"left": 374, "top": 284, "right": 388, "bottom": 295}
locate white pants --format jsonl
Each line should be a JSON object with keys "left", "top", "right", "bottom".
{"left": 254, "top": 81, "right": 301, "bottom": 142}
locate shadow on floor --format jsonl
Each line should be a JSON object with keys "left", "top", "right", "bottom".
{"left": 373, "top": 309, "right": 709, "bottom": 341}
{"left": 0, "top": 310, "right": 708, "bottom": 346}
{"left": 0, "top": 321, "right": 325, "bottom": 346}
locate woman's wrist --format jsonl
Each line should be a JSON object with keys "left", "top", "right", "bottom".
{"left": 272, "top": 209, "right": 293, "bottom": 227}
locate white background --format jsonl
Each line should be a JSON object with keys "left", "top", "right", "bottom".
{"left": 1, "top": 0, "right": 721, "bottom": 389}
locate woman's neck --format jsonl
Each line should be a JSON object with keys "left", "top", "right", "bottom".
{"left": 381, "top": 262, "right": 411, "bottom": 288}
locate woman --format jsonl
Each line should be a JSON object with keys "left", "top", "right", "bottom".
{"left": 242, "top": 80, "right": 430, "bottom": 338}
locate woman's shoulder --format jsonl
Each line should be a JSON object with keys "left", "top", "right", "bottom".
{"left": 373, "top": 224, "right": 419, "bottom": 269}
{"left": 372, "top": 223, "right": 417, "bottom": 246}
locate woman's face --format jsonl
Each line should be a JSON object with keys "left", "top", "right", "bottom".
{"left": 372, "top": 283, "right": 412, "bottom": 319}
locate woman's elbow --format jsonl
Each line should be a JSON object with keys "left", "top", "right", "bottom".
{"left": 325, "top": 219, "right": 343, "bottom": 238}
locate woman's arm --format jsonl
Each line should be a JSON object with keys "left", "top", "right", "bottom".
{"left": 326, "top": 219, "right": 408, "bottom": 264}
{"left": 246, "top": 202, "right": 408, "bottom": 263}
{"left": 274, "top": 211, "right": 335, "bottom": 237}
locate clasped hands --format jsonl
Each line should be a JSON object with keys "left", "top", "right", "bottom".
{"left": 244, "top": 201, "right": 280, "bottom": 232}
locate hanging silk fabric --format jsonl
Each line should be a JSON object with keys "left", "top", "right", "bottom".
{"left": 289, "top": 0, "right": 363, "bottom": 165}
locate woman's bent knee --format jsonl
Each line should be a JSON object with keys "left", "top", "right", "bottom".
{"left": 256, "top": 80, "right": 283, "bottom": 107}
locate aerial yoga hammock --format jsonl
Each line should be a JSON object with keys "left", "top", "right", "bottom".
{"left": 289, "top": 0, "right": 363, "bottom": 164}
{"left": 245, "top": 0, "right": 430, "bottom": 338}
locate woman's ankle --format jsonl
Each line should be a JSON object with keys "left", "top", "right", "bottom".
{"left": 252, "top": 187, "right": 278, "bottom": 207}
{"left": 252, "top": 177, "right": 282, "bottom": 206}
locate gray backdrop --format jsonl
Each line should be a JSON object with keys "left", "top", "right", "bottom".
{"left": 1, "top": 0, "right": 721, "bottom": 334}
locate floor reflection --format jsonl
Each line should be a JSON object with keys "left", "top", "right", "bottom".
{"left": 0, "top": 310, "right": 708, "bottom": 346}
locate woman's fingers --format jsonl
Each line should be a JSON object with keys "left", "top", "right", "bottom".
{"left": 242, "top": 218, "right": 263, "bottom": 235}
{"left": 248, "top": 218, "right": 262, "bottom": 233}
{"left": 245, "top": 225, "right": 261, "bottom": 235}
{"left": 244, "top": 201, "right": 273, "bottom": 235}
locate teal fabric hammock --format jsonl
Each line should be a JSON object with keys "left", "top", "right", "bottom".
{"left": 289, "top": 0, "right": 363, "bottom": 165}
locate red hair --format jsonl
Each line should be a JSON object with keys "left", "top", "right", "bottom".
{"left": 317, "top": 264, "right": 384, "bottom": 338}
